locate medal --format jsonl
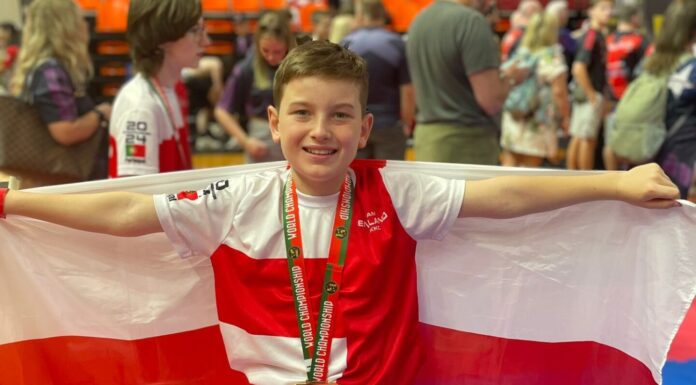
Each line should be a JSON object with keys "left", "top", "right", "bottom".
{"left": 146, "top": 77, "right": 190, "bottom": 169}
{"left": 295, "top": 382, "right": 339, "bottom": 384}
{"left": 283, "top": 173, "right": 354, "bottom": 384}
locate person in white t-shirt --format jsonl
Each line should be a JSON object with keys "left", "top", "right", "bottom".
{"left": 109, "top": 0, "right": 210, "bottom": 177}
{"left": 0, "top": 41, "right": 681, "bottom": 385}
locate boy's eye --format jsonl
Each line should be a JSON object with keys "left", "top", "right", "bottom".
{"left": 291, "top": 109, "right": 310, "bottom": 117}
{"left": 335, "top": 112, "right": 352, "bottom": 119}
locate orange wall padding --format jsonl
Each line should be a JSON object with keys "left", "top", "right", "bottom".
{"left": 383, "top": 0, "right": 430, "bottom": 33}
{"left": 202, "top": 0, "right": 231, "bottom": 12}
{"left": 95, "top": 0, "right": 130, "bottom": 33}
{"left": 298, "top": 2, "right": 330, "bottom": 33}
{"left": 75, "top": 0, "right": 100, "bottom": 11}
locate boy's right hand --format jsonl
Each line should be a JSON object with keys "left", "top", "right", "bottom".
{"left": 616, "top": 163, "right": 681, "bottom": 209}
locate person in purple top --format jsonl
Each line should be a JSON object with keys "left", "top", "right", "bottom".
{"left": 214, "top": 11, "right": 295, "bottom": 163}
{"left": 546, "top": 0, "right": 577, "bottom": 72}
{"left": 653, "top": 0, "right": 696, "bottom": 199}
{"left": 341, "top": 0, "right": 415, "bottom": 160}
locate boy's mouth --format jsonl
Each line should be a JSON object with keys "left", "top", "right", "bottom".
{"left": 304, "top": 147, "right": 337, "bottom": 156}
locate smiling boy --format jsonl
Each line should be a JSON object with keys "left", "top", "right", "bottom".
{"left": 0, "top": 41, "right": 681, "bottom": 385}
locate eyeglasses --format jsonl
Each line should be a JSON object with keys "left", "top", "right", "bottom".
{"left": 187, "top": 21, "right": 207, "bottom": 39}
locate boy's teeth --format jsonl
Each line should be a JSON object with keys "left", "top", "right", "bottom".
{"left": 306, "top": 148, "right": 334, "bottom": 155}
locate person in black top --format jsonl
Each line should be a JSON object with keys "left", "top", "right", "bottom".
{"left": 566, "top": 0, "right": 612, "bottom": 170}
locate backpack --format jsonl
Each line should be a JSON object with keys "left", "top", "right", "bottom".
{"left": 503, "top": 51, "right": 541, "bottom": 121}
{"left": 608, "top": 54, "right": 693, "bottom": 164}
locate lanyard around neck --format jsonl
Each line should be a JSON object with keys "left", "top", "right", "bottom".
{"left": 282, "top": 173, "right": 354, "bottom": 383}
{"left": 145, "top": 77, "right": 190, "bottom": 170}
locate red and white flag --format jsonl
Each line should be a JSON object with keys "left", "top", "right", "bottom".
{"left": 0, "top": 161, "right": 694, "bottom": 385}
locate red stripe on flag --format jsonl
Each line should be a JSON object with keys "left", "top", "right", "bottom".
{"left": 414, "top": 323, "right": 657, "bottom": 385}
{"left": 668, "top": 298, "right": 696, "bottom": 362}
{"left": 0, "top": 323, "right": 663, "bottom": 384}
{"left": 0, "top": 326, "right": 249, "bottom": 385}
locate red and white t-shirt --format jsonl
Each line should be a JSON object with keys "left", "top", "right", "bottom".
{"left": 109, "top": 74, "right": 191, "bottom": 177}
{"left": 154, "top": 160, "right": 465, "bottom": 385}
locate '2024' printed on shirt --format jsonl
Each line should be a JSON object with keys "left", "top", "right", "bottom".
{"left": 125, "top": 121, "right": 150, "bottom": 162}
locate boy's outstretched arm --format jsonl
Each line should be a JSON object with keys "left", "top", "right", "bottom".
{"left": 3, "top": 190, "right": 162, "bottom": 237}
{"left": 459, "top": 163, "right": 681, "bottom": 219}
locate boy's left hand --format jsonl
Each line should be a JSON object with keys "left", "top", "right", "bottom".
{"left": 616, "top": 163, "right": 681, "bottom": 209}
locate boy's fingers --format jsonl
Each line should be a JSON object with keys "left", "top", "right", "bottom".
{"left": 643, "top": 199, "right": 680, "bottom": 209}
{"left": 648, "top": 184, "right": 680, "bottom": 200}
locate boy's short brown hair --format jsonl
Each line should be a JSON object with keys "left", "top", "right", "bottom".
{"left": 273, "top": 40, "right": 369, "bottom": 114}
{"left": 127, "top": 0, "right": 202, "bottom": 77}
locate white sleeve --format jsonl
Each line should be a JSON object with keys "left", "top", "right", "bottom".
{"left": 111, "top": 104, "right": 161, "bottom": 176}
{"left": 154, "top": 178, "right": 244, "bottom": 258}
{"left": 380, "top": 169, "right": 465, "bottom": 240}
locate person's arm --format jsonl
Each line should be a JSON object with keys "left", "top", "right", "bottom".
{"left": 460, "top": 13, "right": 525, "bottom": 117}
{"left": 214, "top": 106, "right": 247, "bottom": 145}
{"left": 550, "top": 72, "right": 571, "bottom": 133}
{"left": 571, "top": 61, "right": 597, "bottom": 105}
{"left": 459, "top": 163, "right": 680, "bottom": 219}
{"left": 469, "top": 64, "right": 528, "bottom": 117}
{"left": 469, "top": 68, "right": 510, "bottom": 116}
{"left": 213, "top": 106, "right": 268, "bottom": 158}
{"left": 399, "top": 83, "right": 415, "bottom": 135}
{"left": 48, "top": 103, "right": 112, "bottom": 145}
{"left": 3, "top": 190, "right": 162, "bottom": 236}
{"left": 215, "top": 64, "right": 268, "bottom": 159}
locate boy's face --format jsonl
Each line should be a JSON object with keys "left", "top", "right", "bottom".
{"left": 268, "top": 76, "right": 372, "bottom": 196}
{"left": 161, "top": 18, "right": 211, "bottom": 72}
{"left": 591, "top": 1, "right": 613, "bottom": 27}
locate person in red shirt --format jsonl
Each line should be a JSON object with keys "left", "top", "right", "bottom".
{"left": 0, "top": 22, "right": 19, "bottom": 93}
{"left": 602, "top": 4, "right": 649, "bottom": 170}
{"left": 500, "top": 0, "right": 542, "bottom": 62}
{"left": 109, "top": 0, "right": 210, "bottom": 177}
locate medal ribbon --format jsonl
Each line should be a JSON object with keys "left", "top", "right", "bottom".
{"left": 145, "top": 77, "right": 191, "bottom": 170}
{"left": 282, "top": 173, "right": 354, "bottom": 383}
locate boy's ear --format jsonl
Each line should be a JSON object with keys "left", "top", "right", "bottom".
{"left": 268, "top": 105, "right": 281, "bottom": 144}
{"left": 358, "top": 112, "right": 373, "bottom": 149}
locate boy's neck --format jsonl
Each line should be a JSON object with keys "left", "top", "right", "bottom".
{"left": 291, "top": 170, "right": 346, "bottom": 197}
{"left": 155, "top": 60, "right": 181, "bottom": 88}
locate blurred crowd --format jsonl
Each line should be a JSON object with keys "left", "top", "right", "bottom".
{"left": 0, "top": 0, "right": 695, "bottom": 197}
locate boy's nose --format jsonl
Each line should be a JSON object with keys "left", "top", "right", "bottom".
{"left": 309, "top": 118, "right": 331, "bottom": 140}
